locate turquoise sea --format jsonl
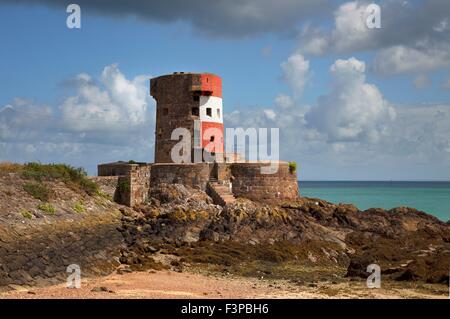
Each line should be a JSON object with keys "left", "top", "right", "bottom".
{"left": 298, "top": 181, "right": 450, "bottom": 222}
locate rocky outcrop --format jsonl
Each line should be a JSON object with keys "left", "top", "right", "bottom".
{"left": 0, "top": 168, "right": 125, "bottom": 291}
{"left": 119, "top": 184, "right": 449, "bottom": 284}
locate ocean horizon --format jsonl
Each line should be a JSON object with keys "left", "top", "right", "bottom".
{"left": 298, "top": 181, "right": 450, "bottom": 222}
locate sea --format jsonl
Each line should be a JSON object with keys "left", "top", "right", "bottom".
{"left": 298, "top": 181, "right": 450, "bottom": 222}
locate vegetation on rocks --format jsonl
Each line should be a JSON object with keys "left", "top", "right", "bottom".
{"left": 37, "top": 203, "right": 56, "bottom": 215}
{"left": 23, "top": 182, "right": 53, "bottom": 201}
{"left": 288, "top": 161, "right": 297, "bottom": 174}
{"left": 73, "top": 202, "right": 85, "bottom": 213}
{"left": 20, "top": 209, "right": 33, "bottom": 220}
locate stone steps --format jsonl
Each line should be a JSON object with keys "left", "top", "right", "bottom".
{"left": 207, "top": 180, "right": 236, "bottom": 206}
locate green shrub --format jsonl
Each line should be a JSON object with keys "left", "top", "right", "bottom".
{"left": 73, "top": 202, "right": 84, "bottom": 213}
{"left": 23, "top": 182, "right": 52, "bottom": 201}
{"left": 118, "top": 180, "right": 130, "bottom": 192}
{"left": 128, "top": 160, "right": 137, "bottom": 164}
{"left": 38, "top": 203, "right": 55, "bottom": 215}
{"left": 20, "top": 210, "right": 33, "bottom": 219}
{"left": 21, "top": 162, "right": 98, "bottom": 195}
{"left": 288, "top": 161, "right": 297, "bottom": 174}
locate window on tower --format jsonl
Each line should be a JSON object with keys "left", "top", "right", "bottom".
{"left": 217, "top": 108, "right": 220, "bottom": 118}
{"left": 193, "top": 95, "right": 199, "bottom": 102}
{"left": 192, "top": 107, "right": 199, "bottom": 116}
{"left": 162, "top": 108, "right": 168, "bottom": 116}
{"left": 206, "top": 107, "right": 212, "bottom": 117}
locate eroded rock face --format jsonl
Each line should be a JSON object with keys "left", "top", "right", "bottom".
{"left": 118, "top": 184, "right": 449, "bottom": 284}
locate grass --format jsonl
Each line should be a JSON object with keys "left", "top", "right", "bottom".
{"left": 37, "top": 203, "right": 56, "bottom": 215}
{"left": 21, "top": 162, "right": 98, "bottom": 195}
{"left": 73, "top": 202, "right": 85, "bottom": 213}
{"left": 23, "top": 182, "right": 53, "bottom": 201}
{"left": 0, "top": 162, "right": 99, "bottom": 196}
{"left": 20, "top": 209, "right": 33, "bottom": 219}
{"left": 288, "top": 161, "right": 297, "bottom": 174}
{"left": 0, "top": 162, "right": 22, "bottom": 175}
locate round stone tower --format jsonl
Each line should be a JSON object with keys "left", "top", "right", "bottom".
{"left": 150, "top": 72, "right": 224, "bottom": 163}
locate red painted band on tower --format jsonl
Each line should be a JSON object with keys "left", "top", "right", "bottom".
{"left": 199, "top": 74, "right": 222, "bottom": 98}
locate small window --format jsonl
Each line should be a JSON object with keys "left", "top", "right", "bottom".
{"left": 193, "top": 95, "right": 199, "bottom": 102}
{"left": 206, "top": 107, "right": 212, "bottom": 117}
{"left": 192, "top": 107, "right": 199, "bottom": 116}
{"left": 162, "top": 108, "right": 168, "bottom": 116}
{"left": 210, "top": 136, "right": 215, "bottom": 142}
{"left": 217, "top": 108, "right": 220, "bottom": 118}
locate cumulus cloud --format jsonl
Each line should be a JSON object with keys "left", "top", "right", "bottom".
{"left": 0, "top": 65, "right": 155, "bottom": 173}
{"left": 61, "top": 64, "right": 150, "bottom": 132}
{"left": 297, "top": 1, "right": 450, "bottom": 75}
{"left": 372, "top": 44, "right": 450, "bottom": 75}
{"left": 281, "top": 54, "right": 310, "bottom": 98}
{"left": 305, "top": 58, "right": 395, "bottom": 143}
{"left": 0, "top": 0, "right": 330, "bottom": 37}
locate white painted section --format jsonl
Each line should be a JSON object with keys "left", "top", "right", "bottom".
{"left": 199, "top": 96, "right": 223, "bottom": 123}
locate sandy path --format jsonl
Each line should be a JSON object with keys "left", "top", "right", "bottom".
{"left": 0, "top": 270, "right": 447, "bottom": 299}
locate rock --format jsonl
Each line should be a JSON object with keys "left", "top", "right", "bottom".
{"left": 91, "top": 286, "right": 113, "bottom": 293}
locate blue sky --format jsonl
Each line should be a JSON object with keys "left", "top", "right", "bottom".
{"left": 1, "top": 1, "right": 450, "bottom": 180}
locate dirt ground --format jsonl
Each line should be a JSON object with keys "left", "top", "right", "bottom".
{"left": 0, "top": 270, "right": 448, "bottom": 299}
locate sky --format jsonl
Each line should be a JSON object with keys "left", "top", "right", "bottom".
{"left": 0, "top": 0, "right": 450, "bottom": 180}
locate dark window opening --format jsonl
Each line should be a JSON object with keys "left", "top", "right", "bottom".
{"left": 162, "top": 108, "right": 168, "bottom": 116}
{"left": 206, "top": 107, "right": 212, "bottom": 117}
{"left": 193, "top": 95, "right": 199, "bottom": 102}
{"left": 210, "top": 136, "right": 215, "bottom": 142}
{"left": 192, "top": 107, "right": 199, "bottom": 116}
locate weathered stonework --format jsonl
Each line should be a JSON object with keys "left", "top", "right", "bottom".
{"left": 229, "top": 162, "right": 299, "bottom": 203}
{"left": 150, "top": 163, "right": 211, "bottom": 190}
{"left": 151, "top": 73, "right": 202, "bottom": 163}
{"left": 0, "top": 212, "right": 124, "bottom": 289}
{"left": 97, "top": 72, "right": 299, "bottom": 207}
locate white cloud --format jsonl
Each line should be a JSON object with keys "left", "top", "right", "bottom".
{"left": 305, "top": 57, "right": 395, "bottom": 143}
{"left": 280, "top": 54, "right": 309, "bottom": 98}
{"left": 297, "top": 1, "right": 450, "bottom": 75}
{"left": 372, "top": 45, "right": 450, "bottom": 75}
{"left": 0, "top": 64, "right": 155, "bottom": 173}
{"left": 61, "top": 64, "right": 151, "bottom": 132}
{"left": 275, "top": 94, "right": 294, "bottom": 109}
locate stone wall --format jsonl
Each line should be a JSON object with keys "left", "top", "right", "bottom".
{"left": 129, "top": 165, "right": 151, "bottom": 206}
{"left": 97, "top": 163, "right": 151, "bottom": 207}
{"left": 229, "top": 162, "right": 299, "bottom": 203}
{"left": 89, "top": 176, "right": 119, "bottom": 200}
{"left": 0, "top": 212, "right": 124, "bottom": 290}
{"left": 151, "top": 73, "right": 201, "bottom": 163}
{"left": 150, "top": 163, "right": 211, "bottom": 190}
{"left": 96, "top": 161, "right": 299, "bottom": 207}
{"left": 98, "top": 162, "right": 134, "bottom": 176}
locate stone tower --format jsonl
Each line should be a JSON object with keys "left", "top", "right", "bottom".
{"left": 150, "top": 72, "right": 224, "bottom": 163}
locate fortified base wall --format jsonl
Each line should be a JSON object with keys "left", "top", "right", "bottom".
{"left": 150, "top": 163, "right": 211, "bottom": 190}
{"left": 97, "top": 161, "right": 299, "bottom": 207}
{"left": 229, "top": 162, "right": 299, "bottom": 203}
